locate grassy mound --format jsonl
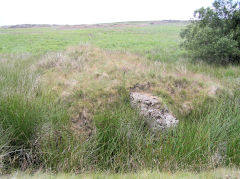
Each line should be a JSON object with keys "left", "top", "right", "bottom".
{"left": 0, "top": 23, "right": 239, "bottom": 175}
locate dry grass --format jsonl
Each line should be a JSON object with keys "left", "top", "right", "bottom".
{"left": 37, "top": 45, "right": 222, "bottom": 119}
{"left": 35, "top": 45, "right": 226, "bottom": 139}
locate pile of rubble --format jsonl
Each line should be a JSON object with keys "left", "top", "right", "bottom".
{"left": 130, "top": 92, "right": 179, "bottom": 132}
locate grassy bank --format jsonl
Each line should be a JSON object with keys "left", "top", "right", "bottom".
{"left": 0, "top": 22, "right": 240, "bottom": 175}
{"left": 86, "top": 88, "right": 240, "bottom": 172}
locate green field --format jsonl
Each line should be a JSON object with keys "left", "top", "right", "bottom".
{"left": 0, "top": 23, "right": 183, "bottom": 61}
{"left": 0, "top": 22, "right": 240, "bottom": 177}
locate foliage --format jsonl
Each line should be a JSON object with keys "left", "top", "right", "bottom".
{"left": 181, "top": 0, "right": 240, "bottom": 64}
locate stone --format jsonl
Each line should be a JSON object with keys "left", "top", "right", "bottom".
{"left": 130, "top": 92, "right": 178, "bottom": 132}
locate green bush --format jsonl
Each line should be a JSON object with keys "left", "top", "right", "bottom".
{"left": 181, "top": 0, "right": 240, "bottom": 64}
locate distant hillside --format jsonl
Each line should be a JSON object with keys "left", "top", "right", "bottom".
{"left": 1, "top": 24, "right": 58, "bottom": 28}
{"left": 1, "top": 20, "right": 188, "bottom": 29}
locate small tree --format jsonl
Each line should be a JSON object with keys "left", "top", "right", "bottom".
{"left": 181, "top": 0, "right": 240, "bottom": 64}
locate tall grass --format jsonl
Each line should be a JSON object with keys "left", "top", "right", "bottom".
{"left": 158, "top": 91, "right": 240, "bottom": 170}
{"left": 1, "top": 25, "right": 240, "bottom": 174}
{"left": 85, "top": 88, "right": 153, "bottom": 172}
{"left": 1, "top": 52, "right": 240, "bottom": 173}
{"left": 83, "top": 88, "right": 240, "bottom": 172}
{"left": 0, "top": 54, "right": 70, "bottom": 171}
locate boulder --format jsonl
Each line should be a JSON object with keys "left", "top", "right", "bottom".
{"left": 130, "top": 92, "right": 178, "bottom": 132}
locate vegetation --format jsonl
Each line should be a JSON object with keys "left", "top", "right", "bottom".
{"left": 0, "top": 23, "right": 183, "bottom": 62}
{"left": 0, "top": 20, "right": 240, "bottom": 177}
{"left": 4, "top": 168, "right": 240, "bottom": 179}
{"left": 181, "top": 0, "right": 240, "bottom": 64}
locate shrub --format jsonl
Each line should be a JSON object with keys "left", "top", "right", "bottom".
{"left": 181, "top": 0, "right": 240, "bottom": 64}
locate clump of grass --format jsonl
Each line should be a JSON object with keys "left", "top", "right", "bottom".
{"left": 38, "top": 125, "right": 85, "bottom": 172}
{"left": 156, "top": 89, "right": 240, "bottom": 170}
{"left": 85, "top": 88, "right": 153, "bottom": 172}
{"left": 0, "top": 93, "right": 70, "bottom": 170}
{"left": 0, "top": 54, "right": 70, "bottom": 172}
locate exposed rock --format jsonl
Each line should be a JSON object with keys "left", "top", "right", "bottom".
{"left": 130, "top": 92, "right": 178, "bottom": 132}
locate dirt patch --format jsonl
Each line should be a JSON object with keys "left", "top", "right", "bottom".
{"left": 130, "top": 82, "right": 152, "bottom": 91}
{"left": 71, "top": 111, "right": 93, "bottom": 137}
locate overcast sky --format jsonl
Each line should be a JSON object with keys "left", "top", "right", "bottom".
{"left": 0, "top": 0, "right": 213, "bottom": 26}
